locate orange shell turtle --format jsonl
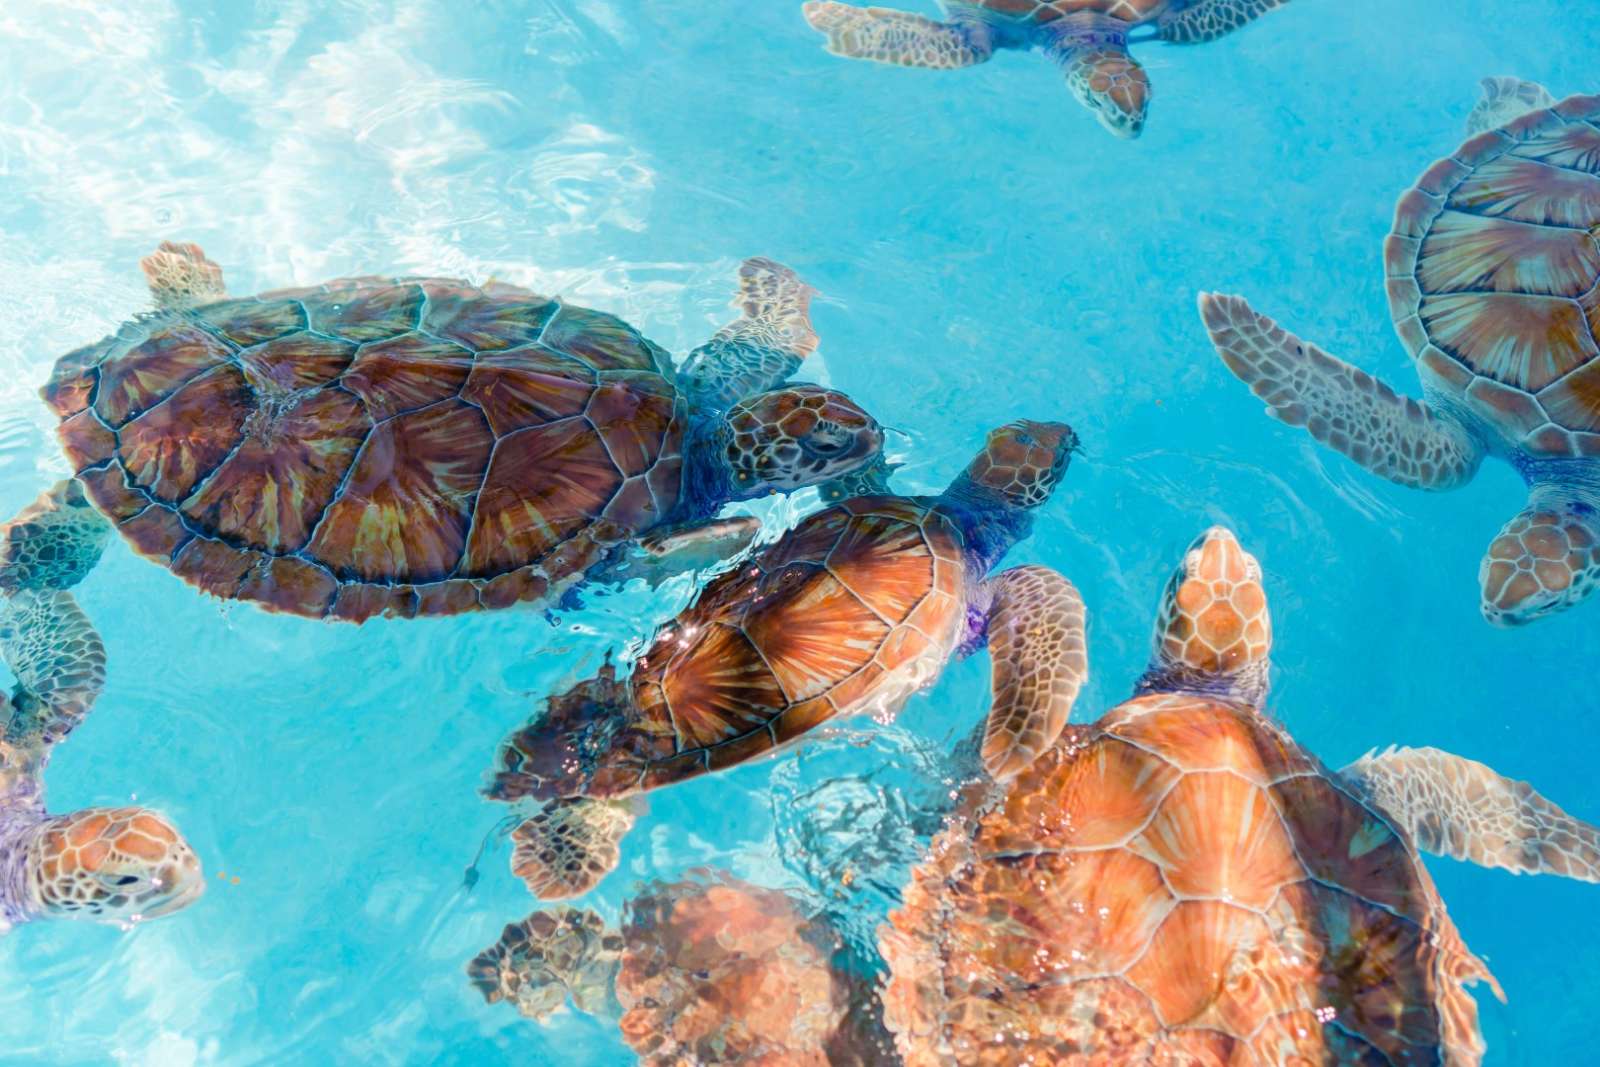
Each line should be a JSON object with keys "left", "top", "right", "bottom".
{"left": 1204, "top": 87, "right": 1600, "bottom": 626}
{"left": 881, "top": 527, "right": 1600, "bottom": 1065}
{"left": 42, "top": 244, "right": 884, "bottom": 622}
{"left": 803, "top": 0, "right": 1294, "bottom": 139}
{"left": 487, "top": 421, "right": 1091, "bottom": 901}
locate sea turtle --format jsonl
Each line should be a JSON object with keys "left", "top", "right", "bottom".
{"left": 1201, "top": 86, "right": 1600, "bottom": 626}
{"left": 0, "top": 481, "right": 204, "bottom": 934}
{"left": 41, "top": 243, "right": 886, "bottom": 623}
{"left": 880, "top": 526, "right": 1600, "bottom": 1065}
{"left": 802, "top": 0, "right": 1294, "bottom": 139}
{"left": 485, "top": 420, "right": 1089, "bottom": 900}
{"left": 468, "top": 872, "right": 887, "bottom": 1065}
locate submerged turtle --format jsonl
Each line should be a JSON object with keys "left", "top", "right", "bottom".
{"left": 881, "top": 526, "right": 1600, "bottom": 1065}
{"left": 802, "top": 0, "right": 1294, "bottom": 139}
{"left": 0, "top": 482, "right": 204, "bottom": 934}
{"left": 42, "top": 243, "right": 885, "bottom": 623}
{"left": 486, "top": 421, "right": 1089, "bottom": 900}
{"left": 1202, "top": 86, "right": 1600, "bottom": 625}
{"left": 468, "top": 872, "right": 886, "bottom": 1065}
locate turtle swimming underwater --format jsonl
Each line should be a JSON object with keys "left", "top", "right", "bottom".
{"left": 42, "top": 243, "right": 885, "bottom": 623}
{"left": 0, "top": 482, "right": 204, "bottom": 934}
{"left": 468, "top": 872, "right": 887, "bottom": 1065}
{"left": 1202, "top": 86, "right": 1600, "bottom": 626}
{"left": 880, "top": 526, "right": 1600, "bottom": 1065}
{"left": 802, "top": 0, "right": 1294, "bottom": 139}
{"left": 485, "top": 420, "right": 1089, "bottom": 900}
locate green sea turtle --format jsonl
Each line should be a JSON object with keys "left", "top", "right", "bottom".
{"left": 1202, "top": 86, "right": 1600, "bottom": 625}
{"left": 41, "top": 243, "right": 885, "bottom": 623}
{"left": 469, "top": 872, "right": 887, "bottom": 1065}
{"left": 0, "top": 482, "right": 204, "bottom": 934}
{"left": 802, "top": 0, "right": 1294, "bottom": 139}
{"left": 485, "top": 420, "right": 1089, "bottom": 900}
{"left": 881, "top": 526, "right": 1600, "bottom": 1064}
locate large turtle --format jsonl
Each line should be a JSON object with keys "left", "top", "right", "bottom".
{"left": 41, "top": 243, "right": 885, "bottom": 623}
{"left": 484, "top": 421, "right": 1090, "bottom": 900}
{"left": 1202, "top": 86, "right": 1600, "bottom": 626}
{"left": 802, "top": 0, "right": 1294, "bottom": 139}
{"left": 467, "top": 872, "right": 888, "bottom": 1065}
{"left": 881, "top": 526, "right": 1600, "bottom": 1065}
{"left": 0, "top": 482, "right": 204, "bottom": 934}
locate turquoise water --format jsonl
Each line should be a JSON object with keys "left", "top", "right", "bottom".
{"left": 1, "top": 0, "right": 1597, "bottom": 1063}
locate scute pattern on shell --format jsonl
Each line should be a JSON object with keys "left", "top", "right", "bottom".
{"left": 882, "top": 694, "right": 1499, "bottom": 1066}
{"left": 1388, "top": 93, "right": 1600, "bottom": 457}
{"left": 582, "top": 496, "right": 966, "bottom": 797}
{"left": 42, "top": 277, "right": 686, "bottom": 621}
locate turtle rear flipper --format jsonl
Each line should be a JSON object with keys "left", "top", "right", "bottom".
{"left": 510, "top": 797, "right": 637, "bottom": 901}
{"left": 1467, "top": 76, "right": 1556, "bottom": 134}
{"left": 1343, "top": 746, "right": 1600, "bottom": 883}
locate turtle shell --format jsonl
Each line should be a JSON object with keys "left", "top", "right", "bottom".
{"left": 42, "top": 277, "right": 686, "bottom": 621}
{"left": 970, "top": 0, "right": 1174, "bottom": 25}
{"left": 882, "top": 693, "right": 1500, "bottom": 1066}
{"left": 1388, "top": 93, "right": 1600, "bottom": 458}
{"left": 581, "top": 495, "right": 968, "bottom": 797}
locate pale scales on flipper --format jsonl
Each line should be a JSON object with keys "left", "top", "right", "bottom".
{"left": 880, "top": 527, "right": 1600, "bottom": 1065}
{"left": 484, "top": 421, "right": 1089, "bottom": 901}
{"left": 802, "top": 0, "right": 1294, "bottom": 139}
{"left": 1202, "top": 84, "right": 1600, "bottom": 625}
{"left": 0, "top": 481, "right": 204, "bottom": 935}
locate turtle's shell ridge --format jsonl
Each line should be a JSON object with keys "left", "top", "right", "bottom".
{"left": 43, "top": 276, "right": 686, "bottom": 621}
{"left": 581, "top": 495, "right": 968, "bottom": 797}
{"left": 881, "top": 693, "right": 1496, "bottom": 1065}
{"left": 1387, "top": 93, "right": 1600, "bottom": 458}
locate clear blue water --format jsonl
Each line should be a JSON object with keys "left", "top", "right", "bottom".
{"left": 1, "top": 0, "right": 1596, "bottom": 1063}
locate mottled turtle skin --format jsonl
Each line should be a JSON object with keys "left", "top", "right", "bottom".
{"left": 469, "top": 873, "right": 882, "bottom": 1066}
{"left": 1204, "top": 90, "right": 1600, "bottom": 625}
{"left": 881, "top": 528, "right": 1600, "bottom": 1065}
{"left": 804, "top": 0, "right": 1293, "bottom": 138}
{"left": 43, "top": 247, "right": 883, "bottom": 622}
{"left": 485, "top": 422, "right": 1093, "bottom": 902}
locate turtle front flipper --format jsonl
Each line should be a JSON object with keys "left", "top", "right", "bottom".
{"left": 615, "top": 515, "right": 763, "bottom": 586}
{"left": 1342, "top": 746, "right": 1600, "bottom": 882}
{"left": 677, "top": 257, "right": 823, "bottom": 409}
{"left": 1156, "top": 0, "right": 1293, "bottom": 44}
{"left": 978, "top": 565, "right": 1088, "bottom": 782}
{"left": 801, "top": 3, "right": 994, "bottom": 72}
{"left": 1479, "top": 489, "right": 1600, "bottom": 625}
{"left": 509, "top": 797, "right": 637, "bottom": 901}
{"left": 1466, "top": 76, "right": 1556, "bottom": 134}
{"left": 138, "top": 241, "right": 226, "bottom": 309}
{"left": 468, "top": 906, "right": 623, "bottom": 1021}
{"left": 1201, "top": 292, "right": 1484, "bottom": 490}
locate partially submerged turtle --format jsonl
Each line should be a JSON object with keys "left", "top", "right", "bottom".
{"left": 881, "top": 526, "right": 1600, "bottom": 1064}
{"left": 803, "top": 0, "right": 1294, "bottom": 139}
{"left": 486, "top": 421, "right": 1089, "bottom": 900}
{"left": 0, "top": 482, "right": 204, "bottom": 934}
{"left": 42, "top": 243, "right": 885, "bottom": 622}
{"left": 1202, "top": 86, "right": 1600, "bottom": 625}
{"left": 468, "top": 872, "right": 879, "bottom": 1065}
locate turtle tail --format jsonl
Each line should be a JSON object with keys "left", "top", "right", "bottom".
{"left": 486, "top": 664, "right": 632, "bottom": 802}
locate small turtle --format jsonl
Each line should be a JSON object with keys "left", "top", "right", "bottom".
{"left": 802, "top": 0, "right": 1294, "bottom": 139}
{"left": 486, "top": 420, "right": 1090, "bottom": 900}
{"left": 1202, "top": 86, "right": 1600, "bottom": 626}
{"left": 42, "top": 243, "right": 885, "bottom": 622}
{"left": 881, "top": 526, "right": 1600, "bottom": 1065}
{"left": 469, "top": 873, "right": 880, "bottom": 1066}
{"left": 0, "top": 482, "right": 204, "bottom": 935}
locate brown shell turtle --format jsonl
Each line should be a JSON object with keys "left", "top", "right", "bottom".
{"left": 468, "top": 872, "right": 886, "bottom": 1066}
{"left": 485, "top": 421, "right": 1090, "bottom": 901}
{"left": 1202, "top": 88, "right": 1600, "bottom": 625}
{"left": 881, "top": 526, "right": 1600, "bottom": 1065}
{"left": 41, "top": 243, "right": 885, "bottom": 622}
{"left": 803, "top": 0, "right": 1294, "bottom": 139}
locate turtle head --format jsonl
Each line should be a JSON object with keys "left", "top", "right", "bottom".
{"left": 1479, "top": 493, "right": 1600, "bottom": 626}
{"left": 25, "top": 806, "right": 204, "bottom": 926}
{"left": 955, "top": 420, "right": 1078, "bottom": 510}
{"left": 1061, "top": 45, "right": 1150, "bottom": 140}
{"left": 1139, "top": 527, "right": 1273, "bottom": 706}
{"left": 719, "top": 385, "right": 884, "bottom": 501}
